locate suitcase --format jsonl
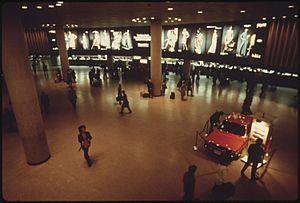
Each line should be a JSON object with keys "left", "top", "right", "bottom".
{"left": 170, "top": 92, "right": 175, "bottom": 99}
{"left": 116, "top": 96, "right": 122, "bottom": 102}
{"left": 142, "top": 93, "right": 150, "bottom": 98}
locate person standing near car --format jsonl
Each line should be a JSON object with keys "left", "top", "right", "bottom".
{"left": 78, "top": 125, "right": 93, "bottom": 167}
{"left": 209, "top": 111, "right": 225, "bottom": 133}
{"left": 241, "top": 138, "right": 264, "bottom": 180}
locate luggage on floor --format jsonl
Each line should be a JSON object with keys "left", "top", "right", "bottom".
{"left": 170, "top": 92, "right": 175, "bottom": 99}
{"left": 116, "top": 96, "right": 122, "bottom": 102}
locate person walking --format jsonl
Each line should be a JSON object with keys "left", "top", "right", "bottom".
{"left": 183, "top": 165, "right": 197, "bottom": 201}
{"left": 40, "top": 91, "right": 50, "bottom": 114}
{"left": 147, "top": 79, "right": 154, "bottom": 98}
{"left": 66, "top": 68, "right": 73, "bottom": 87}
{"left": 187, "top": 77, "right": 194, "bottom": 96}
{"left": 161, "top": 80, "right": 167, "bottom": 96}
{"left": 42, "top": 62, "right": 48, "bottom": 78}
{"left": 241, "top": 138, "right": 264, "bottom": 180}
{"left": 180, "top": 80, "right": 187, "bottom": 101}
{"left": 78, "top": 125, "right": 93, "bottom": 167}
{"left": 120, "top": 90, "right": 132, "bottom": 114}
{"left": 71, "top": 68, "right": 76, "bottom": 83}
{"left": 32, "top": 61, "right": 37, "bottom": 74}
{"left": 88, "top": 68, "right": 95, "bottom": 86}
{"left": 209, "top": 111, "right": 225, "bottom": 133}
{"left": 117, "top": 84, "right": 122, "bottom": 105}
{"left": 68, "top": 86, "right": 77, "bottom": 110}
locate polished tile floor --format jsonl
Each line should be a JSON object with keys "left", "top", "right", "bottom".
{"left": 2, "top": 65, "right": 298, "bottom": 201}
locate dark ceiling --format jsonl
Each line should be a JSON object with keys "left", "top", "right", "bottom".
{"left": 16, "top": 1, "right": 299, "bottom": 29}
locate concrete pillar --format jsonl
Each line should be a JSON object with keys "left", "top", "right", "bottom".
{"left": 2, "top": 3, "right": 51, "bottom": 165}
{"left": 150, "top": 19, "right": 162, "bottom": 96}
{"left": 56, "top": 25, "right": 69, "bottom": 81}
{"left": 183, "top": 59, "right": 191, "bottom": 80}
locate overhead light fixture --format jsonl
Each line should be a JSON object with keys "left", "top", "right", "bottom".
{"left": 56, "top": 3, "right": 62, "bottom": 6}
{"left": 21, "top": 5, "right": 28, "bottom": 9}
{"left": 150, "top": 17, "right": 155, "bottom": 20}
{"left": 57, "top": 1, "right": 64, "bottom": 3}
{"left": 168, "top": 7, "right": 173, "bottom": 11}
{"left": 294, "top": 14, "right": 298, "bottom": 18}
{"left": 132, "top": 19, "right": 137, "bottom": 22}
{"left": 165, "top": 20, "right": 168, "bottom": 23}
{"left": 288, "top": 5, "right": 294, "bottom": 8}
{"left": 144, "top": 21, "right": 147, "bottom": 23}
{"left": 85, "top": 31, "right": 88, "bottom": 33}
{"left": 138, "top": 20, "right": 141, "bottom": 23}
{"left": 48, "top": 5, "right": 54, "bottom": 8}
{"left": 42, "top": 24, "right": 45, "bottom": 27}
{"left": 136, "top": 18, "right": 140, "bottom": 20}
{"left": 142, "top": 17, "right": 146, "bottom": 20}
{"left": 178, "top": 18, "right": 181, "bottom": 21}
{"left": 36, "top": 5, "right": 42, "bottom": 9}
{"left": 168, "top": 17, "right": 171, "bottom": 20}
{"left": 197, "top": 10, "right": 203, "bottom": 14}
{"left": 53, "top": 24, "right": 56, "bottom": 26}
{"left": 49, "top": 30, "right": 56, "bottom": 33}
{"left": 46, "top": 24, "right": 50, "bottom": 27}
{"left": 262, "top": 17, "right": 266, "bottom": 20}
{"left": 174, "top": 17, "right": 178, "bottom": 20}
{"left": 256, "top": 39, "right": 263, "bottom": 43}
{"left": 171, "top": 20, "right": 174, "bottom": 22}
{"left": 282, "top": 15, "right": 286, "bottom": 19}
{"left": 52, "top": 39, "right": 56, "bottom": 42}
{"left": 240, "top": 10, "right": 245, "bottom": 13}
{"left": 74, "top": 24, "right": 78, "bottom": 27}
{"left": 272, "top": 16, "right": 276, "bottom": 20}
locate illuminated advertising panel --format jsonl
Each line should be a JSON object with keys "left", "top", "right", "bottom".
{"left": 89, "top": 30, "right": 101, "bottom": 50}
{"left": 205, "top": 26, "right": 222, "bottom": 54}
{"left": 236, "top": 25, "right": 257, "bottom": 58}
{"left": 162, "top": 27, "right": 179, "bottom": 52}
{"left": 178, "top": 27, "right": 192, "bottom": 52}
{"left": 220, "top": 25, "right": 240, "bottom": 55}
{"left": 64, "top": 30, "right": 78, "bottom": 50}
{"left": 77, "top": 30, "right": 90, "bottom": 50}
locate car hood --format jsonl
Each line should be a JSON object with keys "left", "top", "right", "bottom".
{"left": 207, "top": 129, "right": 247, "bottom": 152}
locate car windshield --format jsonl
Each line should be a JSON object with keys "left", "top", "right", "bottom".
{"left": 218, "top": 121, "right": 246, "bottom": 136}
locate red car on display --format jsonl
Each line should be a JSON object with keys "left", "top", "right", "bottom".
{"left": 204, "top": 112, "right": 253, "bottom": 160}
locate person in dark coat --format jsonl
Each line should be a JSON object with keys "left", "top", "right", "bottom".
{"left": 117, "top": 84, "right": 122, "bottom": 105}
{"left": 32, "top": 61, "right": 37, "bottom": 74}
{"left": 209, "top": 111, "right": 225, "bottom": 133}
{"left": 183, "top": 165, "right": 197, "bottom": 201}
{"left": 68, "top": 86, "right": 77, "bottom": 110}
{"left": 187, "top": 77, "right": 194, "bottom": 96}
{"left": 147, "top": 79, "right": 154, "bottom": 98}
{"left": 66, "top": 68, "right": 73, "bottom": 87}
{"left": 71, "top": 69, "right": 76, "bottom": 83}
{"left": 78, "top": 125, "right": 93, "bottom": 167}
{"left": 88, "top": 68, "right": 95, "bottom": 86}
{"left": 161, "top": 81, "right": 167, "bottom": 96}
{"left": 40, "top": 91, "right": 50, "bottom": 114}
{"left": 120, "top": 90, "right": 132, "bottom": 114}
{"left": 241, "top": 138, "right": 264, "bottom": 180}
{"left": 42, "top": 62, "right": 48, "bottom": 78}
{"left": 55, "top": 68, "right": 62, "bottom": 83}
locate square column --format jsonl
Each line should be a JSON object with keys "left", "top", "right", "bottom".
{"left": 56, "top": 25, "right": 70, "bottom": 81}
{"left": 150, "top": 19, "right": 162, "bottom": 96}
{"left": 2, "top": 3, "right": 51, "bottom": 165}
